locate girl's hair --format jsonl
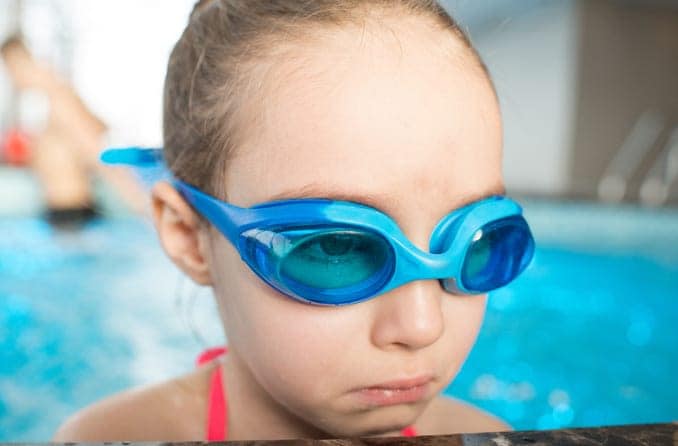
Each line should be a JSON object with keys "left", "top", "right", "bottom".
{"left": 163, "top": 0, "right": 488, "bottom": 197}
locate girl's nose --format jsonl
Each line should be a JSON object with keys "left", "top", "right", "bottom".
{"left": 369, "top": 279, "right": 444, "bottom": 351}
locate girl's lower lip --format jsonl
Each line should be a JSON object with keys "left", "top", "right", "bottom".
{"left": 355, "top": 382, "right": 431, "bottom": 406}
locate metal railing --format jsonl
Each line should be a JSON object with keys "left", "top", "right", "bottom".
{"left": 597, "top": 111, "right": 677, "bottom": 206}
{"left": 639, "top": 127, "right": 678, "bottom": 206}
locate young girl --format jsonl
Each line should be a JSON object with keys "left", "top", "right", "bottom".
{"left": 54, "top": 0, "right": 534, "bottom": 440}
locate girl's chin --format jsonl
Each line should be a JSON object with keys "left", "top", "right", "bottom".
{"left": 324, "top": 402, "right": 426, "bottom": 437}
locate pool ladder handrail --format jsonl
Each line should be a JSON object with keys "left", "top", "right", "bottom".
{"left": 597, "top": 110, "right": 677, "bottom": 206}
{"left": 639, "top": 127, "right": 678, "bottom": 206}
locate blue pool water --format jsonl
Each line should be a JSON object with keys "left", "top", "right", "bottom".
{"left": 1, "top": 200, "right": 677, "bottom": 440}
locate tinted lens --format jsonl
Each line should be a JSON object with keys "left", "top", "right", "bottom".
{"left": 460, "top": 216, "right": 534, "bottom": 293}
{"left": 242, "top": 227, "right": 394, "bottom": 304}
{"left": 280, "top": 230, "right": 389, "bottom": 289}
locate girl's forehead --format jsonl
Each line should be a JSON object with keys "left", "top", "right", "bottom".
{"left": 226, "top": 20, "right": 502, "bottom": 215}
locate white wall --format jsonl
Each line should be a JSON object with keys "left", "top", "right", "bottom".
{"left": 61, "top": 0, "right": 195, "bottom": 146}
{"left": 470, "top": 2, "right": 580, "bottom": 195}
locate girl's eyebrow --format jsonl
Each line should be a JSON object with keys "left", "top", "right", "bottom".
{"left": 266, "top": 183, "right": 398, "bottom": 211}
{"left": 265, "top": 182, "right": 507, "bottom": 210}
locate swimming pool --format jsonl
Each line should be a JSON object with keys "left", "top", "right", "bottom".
{"left": 1, "top": 199, "right": 677, "bottom": 440}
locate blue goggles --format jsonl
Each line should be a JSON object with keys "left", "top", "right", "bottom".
{"left": 102, "top": 148, "right": 535, "bottom": 306}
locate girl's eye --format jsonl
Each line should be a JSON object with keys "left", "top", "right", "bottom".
{"left": 318, "top": 234, "right": 355, "bottom": 256}
{"left": 300, "top": 234, "right": 361, "bottom": 263}
{"left": 278, "top": 230, "right": 391, "bottom": 290}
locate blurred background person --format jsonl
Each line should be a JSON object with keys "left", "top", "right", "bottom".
{"left": 1, "top": 34, "right": 147, "bottom": 226}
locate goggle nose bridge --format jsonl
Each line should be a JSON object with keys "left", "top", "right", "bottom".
{"left": 390, "top": 235, "right": 463, "bottom": 281}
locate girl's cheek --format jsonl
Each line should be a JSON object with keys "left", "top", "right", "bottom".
{"left": 232, "top": 294, "right": 361, "bottom": 404}
{"left": 222, "top": 266, "right": 362, "bottom": 358}
{"left": 440, "top": 294, "right": 487, "bottom": 376}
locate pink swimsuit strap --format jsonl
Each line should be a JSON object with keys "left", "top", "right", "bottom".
{"left": 196, "top": 347, "right": 229, "bottom": 441}
{"left": 197, "top": 347, "right": 417, "bottom": 441}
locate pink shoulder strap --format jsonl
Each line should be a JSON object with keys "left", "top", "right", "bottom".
{"left": 196, "top": 347, "right": 228, "bottom": 366}
{"left": 197, "top": 347, "right": 228, "bottom": 441}
{"left": 401, "top": 425, "right": 417, "bottom": 437}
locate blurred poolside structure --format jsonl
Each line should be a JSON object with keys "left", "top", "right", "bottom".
{"left": 447, "top": 0, "right": 678, "bottom": 207}
{"left": 1, "top": 0, "right": 678, "bottom": 212}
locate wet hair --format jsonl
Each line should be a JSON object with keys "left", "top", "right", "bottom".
{"left": 163, "top": 0, "right": 491, "bottom": 197}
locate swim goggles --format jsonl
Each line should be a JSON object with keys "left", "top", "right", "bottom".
{"left": 102, "top": 148, "right": 535, "bottom": 306}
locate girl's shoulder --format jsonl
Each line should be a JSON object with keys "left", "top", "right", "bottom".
{"left": 417, "top": 396, "right": 511, "bottom": 435}
{"left": 52, "top": 364, "right": 215, "bottom": 441}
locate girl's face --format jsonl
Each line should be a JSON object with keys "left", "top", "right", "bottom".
{"left": 206, "top": 18, "right": 502, "bottom": 437}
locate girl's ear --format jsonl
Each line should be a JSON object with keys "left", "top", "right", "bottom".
{"left": 151, "top": 181, "right": 212, "bottom": 285}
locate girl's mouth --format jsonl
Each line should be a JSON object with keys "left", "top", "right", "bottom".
{"left": 354, "top": 376, "right": 434, "bottom": 407}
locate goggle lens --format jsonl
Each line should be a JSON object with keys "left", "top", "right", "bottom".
{"left": 280, "top": 230, "right": 391, "bottom": 289}
{"left": 243, "top": 227, "right": 395, "bottom": 304}
{"left": 458, "top": 216, "right": 534, "bottom": 293}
